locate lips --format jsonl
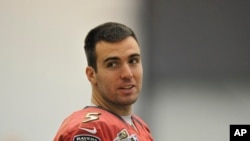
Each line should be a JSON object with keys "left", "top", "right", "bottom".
{"left": 119, "top": 85, "right": 135, "bottom": 89}
{"left": 118, "top": 84, "right": 135, "bottom": 94}
{"left": 121, "top": 85, "right": 134, "bottom": 89}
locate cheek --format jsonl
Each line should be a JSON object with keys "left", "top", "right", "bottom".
{"left": 134, "top": 67, "right": 143, "bottom": 80}
{"left": 97, "top": 73, "right": 116, "bottom": 89}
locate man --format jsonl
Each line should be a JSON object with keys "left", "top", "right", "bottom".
{"left": 54, "top": 22, "right": 154, "bottom": 141}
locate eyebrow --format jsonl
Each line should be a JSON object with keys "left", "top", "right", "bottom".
{"left": 103, "top": 53, "right": 141, "bottom": 63}
{"left": 129, "top": 53, "right": 141, "bottom": 59}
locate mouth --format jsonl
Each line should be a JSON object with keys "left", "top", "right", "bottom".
{"left": 119, "top": 85, "right": 135, "bottom": 90}
{"left": 118, "top": 84, "right": 136, "bottom": 94}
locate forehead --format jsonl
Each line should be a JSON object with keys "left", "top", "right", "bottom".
{"left": 95, "top": 37, "right": 140, "bottom": 61}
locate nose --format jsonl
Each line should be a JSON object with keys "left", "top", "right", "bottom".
{"left": 120, "top": 64, "right": 133, "bottom": 80}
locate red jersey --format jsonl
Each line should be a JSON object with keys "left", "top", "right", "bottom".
{"left": 54, "top": 106, "right": 154, "bottom": 141}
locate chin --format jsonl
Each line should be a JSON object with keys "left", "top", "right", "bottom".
{"left": 121, "top": 98, "right": 138, "bottom": 106}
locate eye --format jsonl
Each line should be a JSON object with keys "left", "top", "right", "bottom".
{"left": 107, "top": 61, "right": 118, "bottom": 68}
{"left": 129, "top": 58, "right": 140, "bottom": 64}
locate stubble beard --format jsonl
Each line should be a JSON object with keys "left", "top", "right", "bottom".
{"left": 103, "top": 93, "right": 139, "bottom": 107}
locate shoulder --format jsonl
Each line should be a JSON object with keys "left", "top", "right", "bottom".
{"left": 132, "top": 114, "right": 151, "bottom": 130}
{"left": 54, "top": 107, "right": 125, "bottom": 141}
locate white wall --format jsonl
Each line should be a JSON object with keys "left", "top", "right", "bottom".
{"left": 0, "top": 1, "right": 142, "bottom": 140}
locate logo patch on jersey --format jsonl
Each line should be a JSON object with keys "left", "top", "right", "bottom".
{"left": 74, "top": 134, "right": 100, "bottom": 141}
{"left": 118, "top": 129, "right": 129, "bottom": 139}
{"left": 113, "top": 129, "right": 139, "bottom": 141}
{"left": 79, "top": 127, "right": 97, "bottom": 134}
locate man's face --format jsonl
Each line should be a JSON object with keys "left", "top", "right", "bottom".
{"left": 91, "top": 37, "right": 143, "bottom": 106}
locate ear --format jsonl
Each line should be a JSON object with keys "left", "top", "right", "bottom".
{"left": 86, "top": 66, "right": 97, "bottom": 84}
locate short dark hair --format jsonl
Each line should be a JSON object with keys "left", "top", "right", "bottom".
{"left": 84, "top": 22, "right": 138, "bottom": 71}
